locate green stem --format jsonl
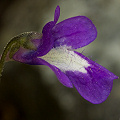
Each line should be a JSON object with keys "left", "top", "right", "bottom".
{"left": 0, "top": 39, "right": 17, "bottom": 77}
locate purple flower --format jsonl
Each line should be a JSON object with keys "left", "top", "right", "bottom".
{"left": 12, "top": 6, "right": 118, "bottom": 104}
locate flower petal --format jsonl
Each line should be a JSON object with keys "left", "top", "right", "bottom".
{"left": 52, "top": 16, "right": 97, "bottom": 49}
{"left": 36, "top": 6, "right": 60, "bottom": 56}
{"left": 54, "top": 5, "right": 60, "bottom": 23}
{"left": 37, "top": 21, "right": 55, "bottom": 56}
{"left": 38, "top": 46, "right": 118, "bottom": 103}
{"left": 26, "top": 57, "right": 73, "bottom": 88}
{"left": 65, "top": 52, "right": 118, "bottom": 104}
{"left": 26, "top": 5, "right": 60, "bottom": 58}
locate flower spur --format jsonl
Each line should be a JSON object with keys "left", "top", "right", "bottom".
{"left": 0, "top": 6, "right": 118, "bottom": 104}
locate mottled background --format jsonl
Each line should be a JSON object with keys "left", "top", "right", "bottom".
{"left": 0, "top": 0, "right": 120, "bottom": 120}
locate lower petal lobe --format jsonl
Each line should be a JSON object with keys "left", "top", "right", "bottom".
{"left": 65, "top": 52, "right": 118, "bottom": 104}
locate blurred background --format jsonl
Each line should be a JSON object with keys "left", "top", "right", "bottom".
{"left": 0, "top": 0, "right": 120, "bottom": 120}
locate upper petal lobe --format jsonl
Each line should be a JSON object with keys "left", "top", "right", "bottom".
{"left": 52, "top": 16, "right": 97, "bottom": 49}
{"left": 54, "top": 5, "right": 60, "bottom": 23}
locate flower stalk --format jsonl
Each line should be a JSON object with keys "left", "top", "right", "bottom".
{"left": 0, "top": 38, "right": 17, "bottom": 77}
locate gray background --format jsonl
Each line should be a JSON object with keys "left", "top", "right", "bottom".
{"left": 0, "top": 0, "right": 120, "bottom": 120}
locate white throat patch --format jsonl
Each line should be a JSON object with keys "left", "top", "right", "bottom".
{"left": 39, "top": 46, "right": 90, "bottom": 73}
